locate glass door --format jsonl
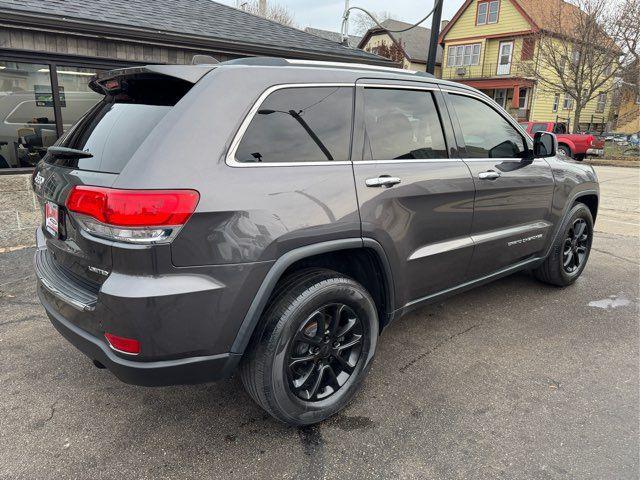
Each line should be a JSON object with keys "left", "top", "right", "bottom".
{"left": 497, "top": 41, "right": 513, "bottom": 75}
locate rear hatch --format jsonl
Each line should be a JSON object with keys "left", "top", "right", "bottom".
{"left": 33, "top": 67, "right": 209, "bottom": 288}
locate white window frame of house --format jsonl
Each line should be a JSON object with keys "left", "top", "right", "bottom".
{"left": 477, "top": 0, "right": 499, "bottom": 25}
{"left": 447, "top": 43, "right": 481, "bottom": 67}
{"left": 596, "top": 92, "right": 606, "bottom": 112}
{"left": 563, "top": 93, "right": 574, "bottom": 110}
{"left": 552, "top": 93, "right": 560, "bottom": 112}
{"left": 493, "top": 88, "right": 507, "bottom": 108}
{"left": 518, "top": 87, "right": 528, "bottom": 109}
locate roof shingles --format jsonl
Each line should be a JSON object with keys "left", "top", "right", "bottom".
{"left": 0, "top": 0, "right": 387, "bottom": 63}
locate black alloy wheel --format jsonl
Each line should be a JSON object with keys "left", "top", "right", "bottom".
{"left": 287, "top": 303, "right": 363, "bottom": 401}
{"left": 563, "top": 218, "right": 589, "bottom": 274}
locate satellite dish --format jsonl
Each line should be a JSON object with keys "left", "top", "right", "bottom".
{"left": 191, "top": 55, "right": 220, "bottom": 65}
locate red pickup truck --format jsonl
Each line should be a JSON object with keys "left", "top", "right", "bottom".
{"left": 519, "top": 122, "right": 605, "bottom": 161}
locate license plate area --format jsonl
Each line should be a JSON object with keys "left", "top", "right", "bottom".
{"left": 45, "top": 201, "right": 59, "bottom": 237}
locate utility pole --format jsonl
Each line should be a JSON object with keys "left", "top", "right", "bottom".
{"left": 426, "top": 0, "right": 443, "bottom": 74}
{"left": 341, "top": 0, "right": 350, "bottom": 45}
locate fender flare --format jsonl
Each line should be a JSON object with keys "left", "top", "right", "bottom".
{"left": 542, "top": 188, "right": 598, "bottom": 260}
{"left": 230, "top": 238, "right": 395, "bottom": 354}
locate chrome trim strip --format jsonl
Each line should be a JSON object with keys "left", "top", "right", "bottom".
{"left": 356, "top": 158, "right": 460, "bottom": 164}
{"left": 286, "top": 59, "right": 418, "bottom": 74}
{"left": 407, "top": 220, "right": 552, "bottom": 261}
{"left": 225, "top": 83, "right": 354, "bottom": 168}
{"left": 37, "top": 274, "right": 96, "bottom": 312}
{"left": 471, "top": 220, "right": 551, "bottom": 245}
{"left": 360, "top": 83, "right": 437, "bottom": 91}
{"left": 408, "top": 236, "right": 474, "bottom": 260}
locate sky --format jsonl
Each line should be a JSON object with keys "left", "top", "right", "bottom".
{"left": 217, "top": 0, "right": 467, "bottom": 33}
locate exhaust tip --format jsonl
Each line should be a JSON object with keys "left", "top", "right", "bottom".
{"left": 92, "top": 359, "right": 106, "bottom": 369}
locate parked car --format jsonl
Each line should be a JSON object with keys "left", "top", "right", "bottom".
{"left": 602, "top": 132, "right": 616, "bottom": 142}
{"left": 613, "top": 133, "right": 630, "bottom": 146}
{"left": 519, "top": 121, "right": 605, "bottom": 161}
{"left": 32, "top": 59, "right": 599, "bottom": 425}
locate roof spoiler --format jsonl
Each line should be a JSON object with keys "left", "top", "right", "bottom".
{"left": 89, "top": 64, "right": 216, "bottom": 94}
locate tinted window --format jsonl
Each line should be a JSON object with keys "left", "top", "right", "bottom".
{"left": 553, "top": 123, "right": 567, "bottom": 134}
{"left": 450, "top": 94, "right": 526, "bottom": 159}
{"left": 531, "top": 123, "right": 548, "bottom": 133}
{"left": 363, "top": 88, "right": 447, "bottom": 160}
{"left": 48, "top": 76, "right": 191, "bottom": 173}
{"left": 235, "top": 87, "right": 353, "bottom": 163}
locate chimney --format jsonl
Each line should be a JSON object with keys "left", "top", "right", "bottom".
{"left": 440, "top": 20, "right": 449, "bottom": 31}
{"left": 259, "top": 0, "right": 267, "bottom": 16}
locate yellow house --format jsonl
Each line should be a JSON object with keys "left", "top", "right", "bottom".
{"left": 439, "top": 0, "right": 614, "bottom": 131}
{"left": 358, "top": 19, "right": 443, "bottom": 77}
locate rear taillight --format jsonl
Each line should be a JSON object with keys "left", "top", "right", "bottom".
{"left": 104, "top": 333, "right": 140, "bottom": 355}
{"left": 66, "top": 186, "right": 199, "bottom": 244}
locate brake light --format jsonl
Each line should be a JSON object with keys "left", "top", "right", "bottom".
{"left": 104, "top": 333, "right": 140, "bottom": 355}
{"left": 66, "top": 186, "right": 199, "bottom": 244}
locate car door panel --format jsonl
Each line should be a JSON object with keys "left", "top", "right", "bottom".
{"left": 444, "top": 91, "right": 555, "bottom": 279}
{"left": 352, "top": 81, "right": 475, "bottom": 308}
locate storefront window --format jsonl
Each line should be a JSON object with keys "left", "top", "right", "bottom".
{"left": 55, "top": 67, "right": 105, "bottom": 132}
{"left": 0, "top": 61, "right": 57, "bottom": 169}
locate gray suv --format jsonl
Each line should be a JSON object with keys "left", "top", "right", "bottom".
{"left": 33, "top": 58, "right": 598, "bottom": 425}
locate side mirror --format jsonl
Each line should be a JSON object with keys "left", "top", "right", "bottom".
{"left": 533, "top": 131, "right": 557, "bottom": 158}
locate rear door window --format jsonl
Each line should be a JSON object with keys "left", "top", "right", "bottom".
{"left": 235, "top": 86, "right": 353, "bottom": 163}
{"left": 362, "top": 88, "right": 447, "bottom": 160}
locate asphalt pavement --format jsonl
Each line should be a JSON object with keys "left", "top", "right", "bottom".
{"left": 0, "top": 165, "right": 638, "bottom": 480}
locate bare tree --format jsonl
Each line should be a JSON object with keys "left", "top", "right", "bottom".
{"left": 527, "top": 0, "right": 638, "bottom": 132}
{"left": 612, "top": 0, "right": 640, "bottom": 64}
{"left": 239, "top": 0, "right": 295, "bottom": 27}
{"left": 352, "top": 11, "right": 397, "bottom": 35}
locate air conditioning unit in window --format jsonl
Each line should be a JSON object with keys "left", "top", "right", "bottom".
{"left": 456, "top": 67, "right": 467, "bottom": 76}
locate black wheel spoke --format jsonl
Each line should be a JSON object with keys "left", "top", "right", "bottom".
{"left": 292, "top": 362, "right": 316, "bottom": 390}
{"left": 288, "top": 355, "right": 315, "bottom": 370}
{"left": 306, "top": 364, "right": 326, "bottom": 399}
{"left": 332, "top": 352, "right": 354, "bottom": 373}
{"left": 562, "top": 216, "right": 591, "bottom": 274}
{"left": 336, "top": 334, "right": 362, "bottom": 351}
{"left": 335, "top": 317, "right": 357, "bottom": 338}
{"left": 573, "top": 220, "right": 586, "bottom": 240}
{"left": 325, "top": 365, "right": 341, "bottom": 390}
{"left": 286, "top": 302, "right": 365, "bottom": 402}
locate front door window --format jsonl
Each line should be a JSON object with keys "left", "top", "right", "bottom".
{"left": 497, "top": 42, "right": 513, "bottom": 75}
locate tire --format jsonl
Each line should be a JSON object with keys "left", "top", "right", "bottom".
{"left": 558, "top": 144, "right": 573, "bottom": 158}
{"left": 240, "top": 268, "right": 379, "bottom": 426}
{"left": 574, "top": 154, "right": 585, "bottom": 162}
{"left": 534, "top": 203, "right": 594, "bottom": 286}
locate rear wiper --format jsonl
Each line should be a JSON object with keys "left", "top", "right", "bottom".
{"left": 47, "top": 146, "right": 93, "bottom": 159}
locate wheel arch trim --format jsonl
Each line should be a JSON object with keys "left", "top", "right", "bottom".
{"left": 543, "top": 188, "right": 599, "bottom": 259}
{"left": 230, "top": 238, "right": 395, "bottom": 354}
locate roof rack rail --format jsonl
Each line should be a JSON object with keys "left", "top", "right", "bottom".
{"left": 220, "top": 57, "right": 434, "bottom": 78}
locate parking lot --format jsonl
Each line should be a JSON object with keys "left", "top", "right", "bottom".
{"left": 0, "top": 165, "right": 637, "bottom": 480}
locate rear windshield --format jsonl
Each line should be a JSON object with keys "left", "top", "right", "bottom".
{"left": 46, "top": 76, "right": 190, "bottom": 173}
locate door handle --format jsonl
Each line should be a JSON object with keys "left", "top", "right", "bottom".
{"left": 478, "top": 170, "right": 501, "bottom": 180}
{"left": 365, "top": 176, "right": 401, "bottom": 188}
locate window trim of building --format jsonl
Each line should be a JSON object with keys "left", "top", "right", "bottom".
{"left": 552, "top": 93, "right": 560, "bottom": 112}
{"left": 596, "top": 92, "right": 607, "bottom": 113}
{"left": 563, "top": 93, "right": 574, "bottom": 110}
{"left": 446, "top": 43, "right": 481, "bottom": 67}
{"left": 0, "top": 51, "right": 139, "bottom": 175}
{"left": 476, "top": 0, "right": 500, "bottom": 26}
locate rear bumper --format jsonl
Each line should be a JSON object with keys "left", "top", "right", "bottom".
{"left": 39, "top": 284, "right": 241, "bottom": 386}
{"left": 586, "top": 148, "right": 604, "bottom": 156}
